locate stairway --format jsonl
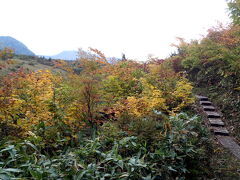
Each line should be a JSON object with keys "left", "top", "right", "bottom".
{"left": 196, "top": 95, "right": 229, "bottom": 136}
{"left": 196, "top": 95, "right": 240, "bottom": 160}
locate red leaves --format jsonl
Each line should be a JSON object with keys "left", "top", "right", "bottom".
{"left": 207, "top": 25, "right": 240, "bottom": 49}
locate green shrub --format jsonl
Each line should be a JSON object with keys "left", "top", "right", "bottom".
{"left": 0, "top": 112, "right": 209, "bottom": 179}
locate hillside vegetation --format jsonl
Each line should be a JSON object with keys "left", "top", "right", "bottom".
{"left": 0, "top": 47, "right": 211, "bottom": 179}
{"left": 164, "top": 0, "right": 240, "bottom": 145}
{"left": 170, "top": 23, "right": 240, "bottom": 143}
{"left": 0, "top": 1, "right": 239, "bottom": 179}
{"left": 0, "top": 55, "right": 64, "bottom": 78}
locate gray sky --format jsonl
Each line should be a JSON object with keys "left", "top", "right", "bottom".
{"left": 1, "top": 0, "right": 230, "bottom": 60}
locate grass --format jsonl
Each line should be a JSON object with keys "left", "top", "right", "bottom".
{"left": 0, "top": 57, "right": 64, "bottom": 78}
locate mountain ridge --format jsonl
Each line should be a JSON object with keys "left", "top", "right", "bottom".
{"left": 0, "top": 36, "right": 35, "bottom": 56}
{"left": 43, "top": 50, "right": 78, "bottom": 60}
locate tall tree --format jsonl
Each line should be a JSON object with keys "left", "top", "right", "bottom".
{"left": 227, "top": 0, "right": 240, "bottom": 25}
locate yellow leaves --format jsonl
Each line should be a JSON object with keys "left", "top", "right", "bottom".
{"left": 234, "top": 87, "right": 240, "bottom": 91}
{"left": 0, "top": 54, "right": 196, "bottom": 138}
{"left": 113, "top": 76, "right": 194, "bottom": 118}
{"left": 0, "top": 69, "right": 57, "bottom": 132}
{"left": 0, "top": 47, "right": 14, "bottom": 60}
{"left": 118, "top": 78, "right": 167, "bottom": 117}
{"left": 141, "top": 78, "right": 167, "bottom": 110}
{"left": 54, "top": 60, "right": 73, "bottom": 73}
{"left": 126, "top": 96, "right": 146, "bottom": 117}
{"left": 20, "top": 70, "right": 54, "bottom": 105}
{"left": 65, "top": 101, "right": 83, "bottom": 122}
{"left": 123, "top": 92, "right": 166, "bottom": 117}
{"left": 19, "top": 70, "right": 55, "bottom": 128}
{"left": 172, "top": 80, "right": 193, "bottom": 98}
{"left": 62, "top": 100, "right": 86, "bottom": 132}
{"left": 171, "top": 79, "right": 194, "bottom": 114}
{"left": 6, "top": 59, "right": 17, "bottom": 65}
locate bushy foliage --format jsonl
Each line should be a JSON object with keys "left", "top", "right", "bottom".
{"left": 172, "top": 24, "right": 240, "bottom": 83}
{"left": 171, "top": 24, "right": 240, "bottom": 142}
{"left": 0, "top": 113, "right": 208, "bottom": 179}
{"left": 227, "top": 0, "right": 240, "bottom": 25}
{"left": 0, "top": 47, "right": 207, "bottom": 178}
{"left": 0, "top": 48, "right": 14, "bottom": 61}
{"left": 0, "top": 50, "right": 195, "bottom": 139}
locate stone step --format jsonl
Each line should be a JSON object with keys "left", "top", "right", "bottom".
{"left": 217, "top": 136, "right": 240, "bottom": 160}
{"left": 211, "top": 127, "right": 229, "bottom": 136}
{"left": 205, "top": 111, "right": 221, "bottom": 118}
{"left": 202, "top": 106, "right": 215, "bottom": 111}
{"left": 196, "top": 95, "right": 208, "bottom": 101}
{"left": 209, "top": 118, "right": 225, "bottom": 127}
{"left": 200, "top": 101, "right": 212, "bottom": 106}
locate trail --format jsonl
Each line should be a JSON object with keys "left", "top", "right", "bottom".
{"left": 196, "top": 95, "right": 240, "bottom": 160}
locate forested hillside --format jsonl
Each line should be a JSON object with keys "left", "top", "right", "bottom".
{"left": 0, "top": 0, "right": 239, "bottom": 179}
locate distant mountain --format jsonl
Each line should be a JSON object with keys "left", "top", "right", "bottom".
{"left": 43, "top": 50, "right": 121, "bottom": 62}
{"left": 45, "top": 51, "right": 78, "bottom": 61}
{"left": 0, "top": 36, "right": 35, "bottom": 56}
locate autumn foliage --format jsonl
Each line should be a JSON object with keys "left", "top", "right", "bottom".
{"left": 170, "top": 23, "right": 240, "bottom": 144}
{"left": 0, "top": 48, "right": 194, "bottom": 140}
{"left": 0, "top": 47, "right": 14, "bottom": 60}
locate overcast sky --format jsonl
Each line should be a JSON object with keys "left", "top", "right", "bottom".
{"left": 1, "top": 0, "right": 230, "bottom": 60}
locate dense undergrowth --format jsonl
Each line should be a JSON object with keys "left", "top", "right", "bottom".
{"left": 0, "top": 47, "right": 211, "bottom": 179}
{"left": 0, "top": 113, "right": 209, "bottom": 179}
